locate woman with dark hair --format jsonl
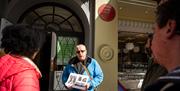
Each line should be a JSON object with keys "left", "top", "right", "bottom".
{"left": 0, "top": 24, "right": 45, "bottom": 91}
{"left": 141, "top": 33, "right": 168, "bottom": 91}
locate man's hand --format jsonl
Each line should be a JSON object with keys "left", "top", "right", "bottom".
{"left": 81, "top": 83, "right": 90, "bottom": 91}
{"left": 65, "top": 84, "right": 73, "bottom": 90}
{"left": 86, "top": 83, "right": 90, "bottom": 89}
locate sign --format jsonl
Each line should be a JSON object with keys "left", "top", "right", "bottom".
{"left": 0, "top": 18, "right": 12, "bottom": 45}
{"left": 98, "top": 4, "right": 116, "bottom": 22}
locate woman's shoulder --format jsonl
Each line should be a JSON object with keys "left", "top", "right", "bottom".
{"left": 0, "top": 55, "right": 38, "bottom": 80}
{"left": 2, "top": 55, "right": 36, "bottom": 73}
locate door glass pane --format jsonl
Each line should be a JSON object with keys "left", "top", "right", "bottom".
{"left": 56, "top": 36, "right": 78, "bottom": 65}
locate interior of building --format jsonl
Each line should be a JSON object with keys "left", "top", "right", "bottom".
{"left": 117, "top": 0, "right": 156, "bottom": 90}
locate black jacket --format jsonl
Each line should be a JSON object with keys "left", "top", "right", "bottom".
{"left": 145, "top": 67, "right": 180, "bottom": 91}
{"left": 141, "top": 62, "right": 168, "bottom": 91}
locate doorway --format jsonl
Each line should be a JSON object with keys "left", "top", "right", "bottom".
{"left": 17, "top": 2, "right": 85, "bottom": 91}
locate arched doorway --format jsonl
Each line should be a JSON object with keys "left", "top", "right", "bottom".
{"left": 19, "top": 3, "right": 85, "bottom": 91}
{"left": 5, "top": 0, "right": 91, "bottom": 90}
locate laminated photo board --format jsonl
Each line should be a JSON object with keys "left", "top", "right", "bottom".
{"left": 65, "top": 73, "right": 89, "bottom": 90}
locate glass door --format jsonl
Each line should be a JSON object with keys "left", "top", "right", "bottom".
{"left": 53, "top": 36, "right": 79, "bottom": 90}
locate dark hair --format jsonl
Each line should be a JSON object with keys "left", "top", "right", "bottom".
{"left": 145, "top": 33, "right": 153, "bottom": 57}
{"left": 148, "top": 33, "right": 153, "bottom": 47}
{"left": 1, "top": 24, "right": 45, "bottom": 58}
{"left": 154, "top": 0, "right": 161, "bottom": 4}
{"left": 155, "top": 0, "right": 180, "bottom": 34}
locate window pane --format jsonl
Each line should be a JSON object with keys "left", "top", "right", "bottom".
{"left": 56, "top": 36, "right": 78, "bottom": 65}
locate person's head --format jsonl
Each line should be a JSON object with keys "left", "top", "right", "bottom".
{"left": 76, "top": 44, "right": 87, "bottom": 61}
{"left": 145, "top": 33, "right": 153, "bottom": 57}
{"left": 1, "top": 24, "right": 45, "bottom": 60}
{"left": 152, "top": 0, "right": 180, "bottom": 69}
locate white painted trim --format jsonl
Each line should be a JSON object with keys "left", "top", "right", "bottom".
{"left": 118, "top": 19, "right": 153, "bottom": 33}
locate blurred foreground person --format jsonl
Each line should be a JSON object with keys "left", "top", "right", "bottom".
{"left": 0, "top": 24, "right": 45, "bottom": 91}
{"left": 145, "top": 0, "right": 180, "bottom": 91}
